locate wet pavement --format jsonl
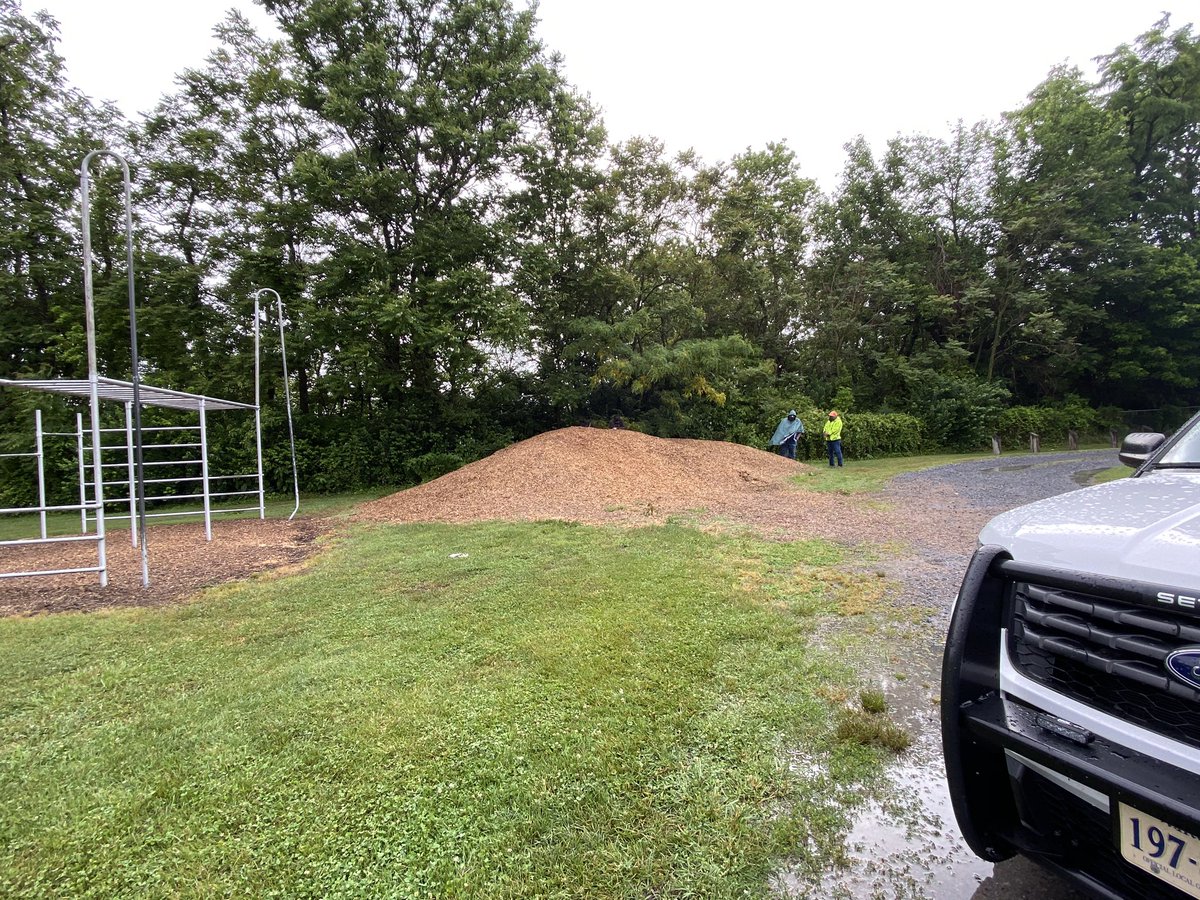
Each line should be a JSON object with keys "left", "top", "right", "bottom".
{"left": 792, "top": 643, "right": 1085, "bottom": 900}
{"left": 780, "top": 451, "right": 1117, "bottom": 899}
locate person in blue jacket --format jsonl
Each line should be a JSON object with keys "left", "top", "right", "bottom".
{"left": 770, "top": 410, "right": 805, "bottom": 460}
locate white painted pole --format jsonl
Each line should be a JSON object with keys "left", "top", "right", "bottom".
{"left": 80, "top": 151, "right": 113, "bottom": 587}
{"left": 125, "top": 402, "right": 137, "bottom": 547}
{"left": 199, "top": 400, "right": 212, "bottom": 541}
{"left": 75, "top": 412, "right": 87, "bottom": 534}
{"left": 34, "top": 409, "right": 47, "bottom": 539}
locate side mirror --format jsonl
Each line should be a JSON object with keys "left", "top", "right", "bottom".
{"left": 1119, "top": 432, "right": 1166, "bottom": 468}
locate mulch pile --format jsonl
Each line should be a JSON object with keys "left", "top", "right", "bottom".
{"left": 359, "top": 426, "right": 805, "bottom": 525}
{"left": 359, "top": 426, "right": 914, "bottom": 543}
{"left": 359, "top": 426, "right": 985, "bottom": 550}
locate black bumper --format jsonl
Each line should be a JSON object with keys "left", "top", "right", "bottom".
{"left": 942, "top": 547, "right": 1200, "bottom": 899}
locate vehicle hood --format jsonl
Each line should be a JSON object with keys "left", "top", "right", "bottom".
{"left": 980, "top": 470, "right": 1200, "bottom": 586}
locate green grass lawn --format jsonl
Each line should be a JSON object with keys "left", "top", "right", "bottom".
{"left": 794, "top": 452, "right": 992, "bottom": 493}
{"left": 1087, "top": 465, "right": 1130, "bottom": 485}
{"left": 0, "top": 520, "right": 897, "bottom": 898}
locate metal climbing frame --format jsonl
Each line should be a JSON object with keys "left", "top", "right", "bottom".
{"left": 54, "top": 392, "right": 259, "bottom": 541}
{"left": 0, "top": 410, "right": 105, "bottom": 581}
{"left": 0, "top": 410, "right": 48, "bottom": 540}
{"left": 83, "top": 405, "right": 264, "bottom": 540}
{"left": 0, "top": 148, "right": 300, "bottom": 587}
{"left": 0, "top": 379, "right": 263, "bottom": 584}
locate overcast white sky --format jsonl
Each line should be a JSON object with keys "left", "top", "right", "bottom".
{"left": 30, "top": 0, "right": 1194, "bottom": 191}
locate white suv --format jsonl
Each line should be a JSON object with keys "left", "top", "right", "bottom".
{"left": 942, "top": 416, "right": 1200, "bottom": 899}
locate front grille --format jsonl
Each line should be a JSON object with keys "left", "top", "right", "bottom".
{"left": 1009, "top": 581, "right": 1200, "bottom": 748}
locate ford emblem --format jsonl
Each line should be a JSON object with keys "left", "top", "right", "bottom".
{"left": 1165, "top": 648, "right": 1200, "bottom": 691}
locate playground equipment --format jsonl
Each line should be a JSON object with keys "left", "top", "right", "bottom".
{"left": 0, "top": 149, "right": 299, "bottom": 587}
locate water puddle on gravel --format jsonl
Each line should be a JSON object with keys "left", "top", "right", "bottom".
{"left": 776, "top": 644, "right": 994, "bottom": 899}
{"left": 1070, "top": 468, "right": 1110, "bottom": 486}
{"left": 776, "top": 641, "right": 1085, "bottom": 899}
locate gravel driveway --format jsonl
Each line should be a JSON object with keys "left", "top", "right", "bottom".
{"left": 894, "top": 449, "right": 1121, "bottom": 513}
{"left": 885, "top": 448, "right": 1121, "bottom": 622}
{"left": 783, "top": 449, "right": 1120, "bottom": 900}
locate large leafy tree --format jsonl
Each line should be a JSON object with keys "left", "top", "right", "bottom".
{"left": 0, "top": 0, "right": 119, "bottom": 380}
{"left": 801, "top": 137, "right": 949, "bottom": 406}
{"left": 1099, "top": 17, "right": 1200, "bottom": 246}
{"left": 997, "top": 66, "right": 1133, "bottom": 393}
{"left": 555, "top": 138, "right": 753, "bottom": 432}
{"left": 1093, "top": 17, "right": 1200, "bottom": 406}
{"left": 997, "top": 17, "right": 1200, "bottom": 408}
{"left": 258, "top": 0, "right": 580, "bottom": 433}
{"left": 502, "top": 72, "right": 608, "bottom": 425}
{"left": 0, "top": 1, "right": 128, "bottom": 503}
{"left": 135, "top": 12, "right": 327, "bottom": 411}
{"left": 700, "top": 142, "right": 816, "bottom": 369}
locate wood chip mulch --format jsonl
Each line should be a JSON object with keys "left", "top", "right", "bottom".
{"left": 358, "top": 426, "right": 925, "bottom": 546}
{"left": 0, "top": 518, "right": 326, "bottom": 617}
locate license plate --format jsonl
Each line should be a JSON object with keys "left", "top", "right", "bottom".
{"left": 1118, "top": 802, "right": 1200, "bottom": 898}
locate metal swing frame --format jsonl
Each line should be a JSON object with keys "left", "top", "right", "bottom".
{"left": 0, "top": 149, "right": 300, "bottom": 587}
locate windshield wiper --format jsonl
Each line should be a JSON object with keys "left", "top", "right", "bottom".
{"left": 1150, "top": 462, "right": 1200, "bottom": 469}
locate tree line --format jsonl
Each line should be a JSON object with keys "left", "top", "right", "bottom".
{"left": 1, "top": 0, "right": 1197, "bottom": 497}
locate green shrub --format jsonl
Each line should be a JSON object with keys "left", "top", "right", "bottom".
{"left": 403, "top": 451, "right": 465, "bottom": 484}
{"left": 904, "top": 373, "right": 1011, "bottom": 451}
{"left": 838, "top": 412, "right": 924, "bottom": 459}
{"left": 996, "top": 407, "right": 1047, "bottom": 447}
{"left": 741, "top": 408, "right": 923, "bottom": 461}
{"left": 996, "top": 403, "right": 1100, "bottom": 449}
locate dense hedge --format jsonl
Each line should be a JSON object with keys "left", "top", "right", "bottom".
{"left": 837, "top": 412, "right": 925, "bottom": 459}
{"left": 274, "top": 400, "right": 1102, "bottom": 491}
{"left": 756, "top": 409, "right": 924, "bottom": 461}
{"left": 993, "top": 404, "right": 1104, "bottom": 450}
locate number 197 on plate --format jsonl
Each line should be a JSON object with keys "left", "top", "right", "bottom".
{"left": 1119, "top": 802, "right": 1200, "bottom": 899}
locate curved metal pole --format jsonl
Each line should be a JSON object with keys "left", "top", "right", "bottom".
{"left": 252, "top": 288, "right": 300, "bottom": 521}
{"left": 79, "top": 153, "right": 108, "bottom": 586}
{"left": 252, "top": 291, "right": 265, "bottom": 520}
{"left": 276, "top": 295, "right": 300, "bottom": 521}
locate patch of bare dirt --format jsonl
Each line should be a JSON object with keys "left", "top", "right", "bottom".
{"left": 0, "top": 518, "right": 326, "bottom": 617}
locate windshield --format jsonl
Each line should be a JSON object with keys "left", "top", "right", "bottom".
{"left": 1157, "top": 415, "right": 1200, "bottom": 466}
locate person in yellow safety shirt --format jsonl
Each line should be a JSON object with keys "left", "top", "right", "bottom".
{"left": 823, "top": 410, "right": 844, "bottom": 467}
